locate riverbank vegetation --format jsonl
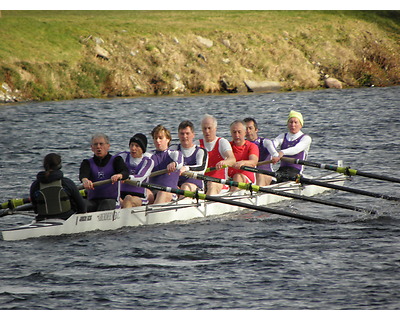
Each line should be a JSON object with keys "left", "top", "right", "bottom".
{"left": 0, "top": 10, "right": 399, "bottom": 102}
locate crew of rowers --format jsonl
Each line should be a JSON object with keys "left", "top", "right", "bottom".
{"left": 29, "top": 110, "right": 311, "bottom": 220}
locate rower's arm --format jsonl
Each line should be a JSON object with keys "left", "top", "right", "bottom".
{"left": 223, "top": 149, "right": 236, "bottom": 167}
{"left": 281, "top": 135, "right": 312, "bottom": 156}
{"left": 129, "top": 158, "right": 155, "bottom": 182}
{"left": 188, "top": 147, "right": 208, "bottom": 173}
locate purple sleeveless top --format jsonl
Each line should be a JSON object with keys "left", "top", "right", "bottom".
{"left": 88, "top": 155, "right": 118, "bottom": 200}
{"left": 252, "top": 137, "right": 273, "bottom": 171}
{"left": 280, "top": 133, "right": 306, "bottom": 171}
{"left": 149, "top": 150, "right": 180, "bottom": 189}
{"left": 177, "top": 145, "right": 203, "bottom": 189}
{"left": 117, "top": 151, "right": 147, "bottom": 196}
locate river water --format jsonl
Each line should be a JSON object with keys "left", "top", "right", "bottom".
{"left": 0, "top": 87, "right": 399, "bottom": 310}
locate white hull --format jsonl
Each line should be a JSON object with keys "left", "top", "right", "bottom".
{"left": 1, "top": 173, "right": 346, "bottom": 241}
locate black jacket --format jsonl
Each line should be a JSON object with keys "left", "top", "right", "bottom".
{"left": 30, "top": 170, "right": 86, "bottom": 217}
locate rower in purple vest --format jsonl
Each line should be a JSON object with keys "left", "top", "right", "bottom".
{"left": 170, "top": 120, "right": 208, "bottom": 193}
{"left": 79, "top": 133, "right": 129, "bottom": 212}
{"left": 243, "top": 117, "right": 274, "bottom": 186}
{"left": 116, "top": 133, "right": 155, "bottom": 208}
{"left": 265, "top": 110, "right": 312, "bottom": 182}
{"left": 149, "top": 125, "right": 184, "bottom": 204}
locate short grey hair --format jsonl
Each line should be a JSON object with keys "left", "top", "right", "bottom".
{"left": 201, "top": 114, "right": 218, "bottom": 128}
{"left": 91, "top": 133, "right": 110, "bottom": 144}
{"left": 230, "top": 120, "right": 246, "bottom": 130}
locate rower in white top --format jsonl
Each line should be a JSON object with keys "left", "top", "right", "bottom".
{"left": 265, "top": 110, "right": 312, "bottom": 182}
{"left": 170, "top": 120, "right": 208, "bottom": 194}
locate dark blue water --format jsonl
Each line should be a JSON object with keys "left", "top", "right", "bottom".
{"left": 0, "top": 87, "right": 399, "bottom": 309}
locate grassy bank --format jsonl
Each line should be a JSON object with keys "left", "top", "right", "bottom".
{"left": 1, "top": 10, "right": 399, "bottom": 102}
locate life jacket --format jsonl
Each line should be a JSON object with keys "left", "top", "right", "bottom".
{"left": 280, "top": 133, "right": 306, "bottom": 171}
{"left": 149, "top": 150, "right": 180, "bottom": 189}
{"left": 36, "top": 179, "right": 71, "bottom": 216}
{"left": 87, "top": 155, "right": 118, "bottom": 200}
{"left": 252, "top": 137, "right": 273, "bottom": 171}
{"left": 177, "top": 145, "right": 203, "bottom": 189}
{"left": 117, "top": 151, "right": 154, "bottom": 197}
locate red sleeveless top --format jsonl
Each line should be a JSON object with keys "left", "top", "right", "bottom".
{"left": 228, "top": 140, "right": 258, "bottom": 183}
{"left": 199, "top": 138, "right": 226, "bottom": 179}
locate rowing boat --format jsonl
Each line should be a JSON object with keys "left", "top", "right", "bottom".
{"left": 1, "top": 171, "right": 347, "bottom": 241}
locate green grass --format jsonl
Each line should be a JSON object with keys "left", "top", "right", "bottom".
{"left": 0, "top": 10, "right": 399, "bottom": 101}
{"left": 1, "top": 10, "right": 399, "bottom": 63}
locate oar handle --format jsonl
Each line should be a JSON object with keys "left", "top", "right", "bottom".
{"left": 150, "top": 168, "right": 169, "bottom": 177}
{"left": 205, "top": 165, "right": 228, "bottom": 173}
{"left": 257, "top": 159, "right": 274, "bottom": 166}
{"left": 78, "top": 178, "right": 113, "bottom": 190}
{"left": 205, "top": 159, "right": 273, "bottom": 173}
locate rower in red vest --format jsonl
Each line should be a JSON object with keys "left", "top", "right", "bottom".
{"left": 199, "top": 114, "right": 236, "bottom": 195}
{"left": 228, "top": 120, "right": 259, "bottom": 192}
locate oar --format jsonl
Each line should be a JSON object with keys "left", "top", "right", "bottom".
{"left": 240, "top": 166, "right": 400, "bottom": 202}
{"left": 1, "top": 179, "right": 116, "bottom": 218}
{"left": 1, "top": 171, "right": 181, "bottom": 218}
{"left": 282, "top": 157, "right": 400, "bottom": 184}
{"left": 205, "top": 159, "right": 273, "bottom": 173}
{"left": 150, "top": 168, "right": 169, "bottom": 177}
{"left": 1, "top": 197, "right": 31, "bottom": 210}
{"left": 0, "top": 203, "right": 34, "bottom": 217}
{"left": 125, "top": 179, "right": 330, "bottom": 223}
{"left": 2, "top": 176, "right": 133, "bottom": 211}
{"left": 183, "top": 172, "right": 380, "bottom": 215}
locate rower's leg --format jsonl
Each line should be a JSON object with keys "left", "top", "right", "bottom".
{"left": 206, "top": 181, "right": 223, "bottom": 195}
{"left": 154, "top": 191, "right": 173, "bottom": 204}
{"left": 256, "top": 173, "right": 273, "bottom": 186}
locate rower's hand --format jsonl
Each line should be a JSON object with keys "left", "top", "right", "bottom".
{"left": 167, "top": 161, "right": 177, "bottom": 173}
{"left": 272, "top": 152, "right": 284, "bottom": 164}
{"left": 215, "top": 160, "right": 226, "bottom": 170}
{"left": 83, "top": 178, "right": 94, "bottom": 190}
{"left": 179, "top": 166, "right": 188, "bottom": 175}
{"left": 233, "top": 160, "right": 245, "bottom": 169}
{"left": 111, "top": 174, "right": 123, "bottom": 184}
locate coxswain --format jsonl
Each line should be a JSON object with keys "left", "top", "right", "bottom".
{"left": 30, "top": 153, "right": 86, "bottom": 221}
